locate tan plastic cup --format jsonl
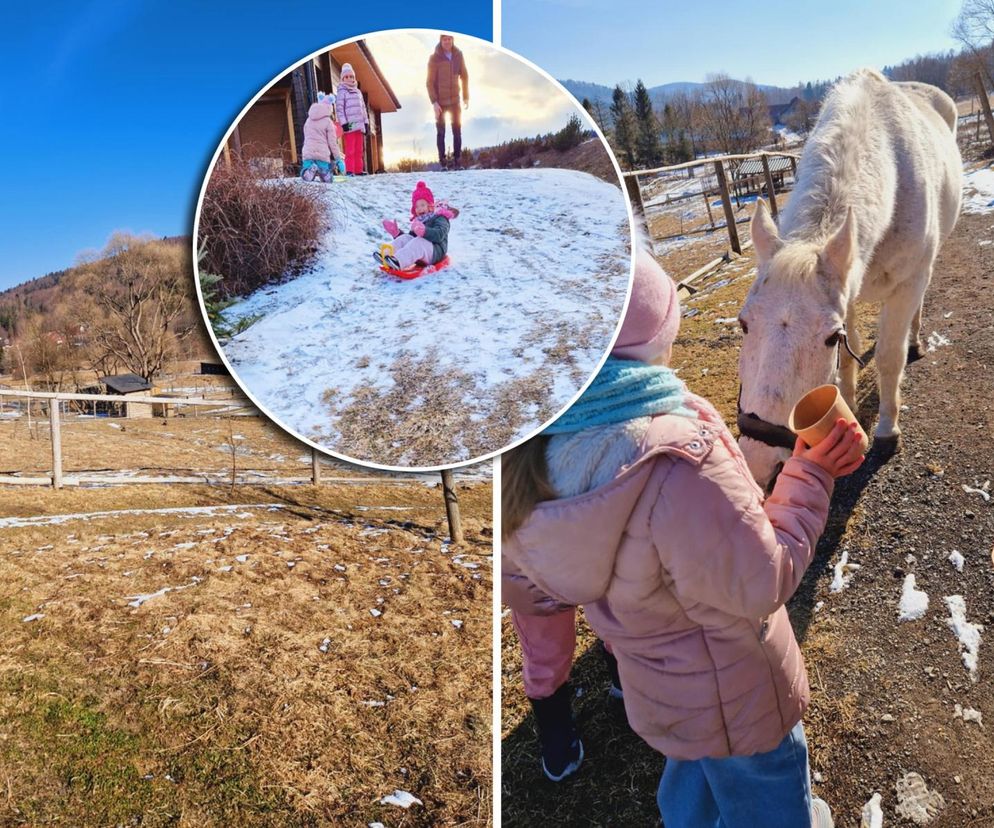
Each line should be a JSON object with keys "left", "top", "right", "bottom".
{"left": 788, "top": 384, "right": 869, "bottom": 452}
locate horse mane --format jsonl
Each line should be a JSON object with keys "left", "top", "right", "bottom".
{"left": 779, "top": 68, "right": 886, "bottom": 244}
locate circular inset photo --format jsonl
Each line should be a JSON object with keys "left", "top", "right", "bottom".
{"left": 194, "top": 29, "right": 633, "bottom": 469}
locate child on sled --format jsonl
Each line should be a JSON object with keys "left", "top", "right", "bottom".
{"left": 374, "top": 180, "right": 457, "bottom": 271}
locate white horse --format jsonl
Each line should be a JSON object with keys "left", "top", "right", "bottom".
{"left": 737, "top": 68, "right": 962, "bottom": 488}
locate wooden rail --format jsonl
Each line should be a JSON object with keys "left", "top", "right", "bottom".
{"left": 0, "top": 386, "right": 467, "bottom": 543}
{"left": 622, "top": 149, "right": 802, "bottom": 292}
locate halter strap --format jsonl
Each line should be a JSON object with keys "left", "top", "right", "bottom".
{"left": 737, "top": 327, "right": 863, "bottom": 450}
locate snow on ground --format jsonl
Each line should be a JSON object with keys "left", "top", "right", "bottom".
{"left": 221, "top": 170, "right": 630, "bottom": 466}
{"left": 944, "top": 595, "right": 983, "bottom": 680}
{"left": 962, "top": 166, "right": 994, "bottom": 214}
{"left": 948, "top": 550, "right": 965, "bottom": 572}
{"left": 861, "top": 793, "right": 883, "bottom": 828}
{"left": 0, "top": 504, "right": 285, "bottom": 530}
{"left": 898, "top": 574, "right": 929, "bottom": 621}
{"left": 379, "top": 790, "right": 422, "bottom": 808}
{"left": 830, "top": 548, "right": 860, "bottom": 593}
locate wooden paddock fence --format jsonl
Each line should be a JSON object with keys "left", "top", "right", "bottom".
{"left": 623, "top": 150, "right": 801, "bottom": 295}
{"left": 0, "top": 388, "right": 466, "bottom": 543}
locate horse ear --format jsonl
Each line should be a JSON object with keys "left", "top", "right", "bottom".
{"left": 750, "top": 199, "right": 782, "bottom": 262}
{"left": 820, "top": 207, "right": 856, "bottom": 286}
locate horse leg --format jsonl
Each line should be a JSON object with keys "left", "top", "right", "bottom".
{"left": 874, "top": 278, "right": 927, "bottom": 441}
{"left": 907, "top": 299, "right": 925, "bottom": 363}
{"left": 839, "top": 303, "right": 862, "bottom": 408}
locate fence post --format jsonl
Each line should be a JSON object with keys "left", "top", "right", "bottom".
{"left": 702, "top": 189, "right": 716, "bottom": 228}
{"left": 311, "top": 447, "right": 322, "bottom": 485}
{"left": 761, "top": 154, "right": 778, "bottom": 219}
{"left": 624, "top": 173, "right": 645, "bottom": 215}
{"left": 50, "top": 399, "right": 63, "bottom": 489}
{"left": 440, "top": 469, "right": 463, "bottom": 545}
{"left": 975, "top": 72, "right": 994, "bottom": 146}
{"left": 713, "top": 159, "right": 741, "bottom": 255}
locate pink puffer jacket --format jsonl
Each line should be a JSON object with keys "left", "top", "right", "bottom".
{"left": 502, "top": 394, "right": 834, "bottom": 761}
{"left": 335, "top": 85, "right": 368, "bottom": 133}
{"left": 301, "top": 101, "right": 342, "bottom": 163}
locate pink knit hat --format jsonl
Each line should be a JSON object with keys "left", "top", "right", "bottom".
{"left": 611, "top": 248, "right": 681, "bottom": 363}
{"left": 411, "top": 180, "right": 434, "bottom": 216}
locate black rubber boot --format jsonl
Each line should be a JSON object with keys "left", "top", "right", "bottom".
{"left": 601, "top": 641, "right": 623, "bottom": 699}
{"left": 529, "top": 682, "right": 583, "bottom": 782}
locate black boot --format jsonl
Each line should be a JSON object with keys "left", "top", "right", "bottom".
{"left": 529, "top": 682, "right": 583, "bottom": 782}
{"left": 601, "top": 641, "right": 623, "bottom": 699}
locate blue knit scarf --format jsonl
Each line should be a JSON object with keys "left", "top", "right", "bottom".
{"left": 543, "top": 357, "right": 694, "bottom": 435}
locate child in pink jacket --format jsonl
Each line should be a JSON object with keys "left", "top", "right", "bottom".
{"left": 300, "top": 92, "right": 345, "bottom": 183}
{"left": 502, "top": 248, "right": 864, "bottom": 827}
{"left": 335, "top": 63, "right": 369, "bottom": 175}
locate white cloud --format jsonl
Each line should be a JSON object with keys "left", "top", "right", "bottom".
{"left": 362, "top": 31, "right": 592, "bottom": 166}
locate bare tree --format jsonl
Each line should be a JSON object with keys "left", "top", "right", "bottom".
{"left": 953, "top": 0, "right": 994, "bottom": 144}
{"left": 86, "top": 236, "right": 196, "bottom": 383}
{"left": 698, "top": 74, "right": 771, "bottom": 155}
{"left": 953, "top": 0, "right": 994, "bottom": 86}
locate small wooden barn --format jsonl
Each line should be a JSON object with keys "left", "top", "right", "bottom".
{"left": 733, "top": 155, "right": 796, "bottom": 198}
{"left": 83, "top": 373, "right": 154, "bottom": 419}
{"left": 225, "top": 39, "right": 401, "bottom": 175}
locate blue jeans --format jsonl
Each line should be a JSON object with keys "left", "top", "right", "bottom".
{"left": 656, "top": 721, "right": 812, "bottom": 828}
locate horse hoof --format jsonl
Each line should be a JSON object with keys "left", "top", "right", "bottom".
{"left": 871, "top": 433, "right": 902, "bottom": 459}
{"left": 907, "top": 344, "right": 923, "bottom": 363}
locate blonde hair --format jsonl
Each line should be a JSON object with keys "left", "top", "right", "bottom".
{"left": 501, "top": 436, "right": 554, "bottom": 540}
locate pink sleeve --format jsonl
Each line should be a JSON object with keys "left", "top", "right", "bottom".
{"left": 650, "top": 445, "right": 834, "bottom": 619}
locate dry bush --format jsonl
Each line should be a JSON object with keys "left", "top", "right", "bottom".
{"left": 198, "top": 157, "right": 327, "bottom": 298}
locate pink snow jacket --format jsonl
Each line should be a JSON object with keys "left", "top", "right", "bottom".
{"left": 502, "top": 394, "right": 835, "bottom": 761}
{"left": 301, "top": 101, "right": 342, "bottom": 163}
{"left": 335, "top": 85, "right": 368, "bottom": 133}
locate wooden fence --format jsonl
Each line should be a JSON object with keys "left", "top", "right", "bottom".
{"left": 0, "top": 388, "right": 466, "bottom": 543}
{"left": 623, "top": 150, "right": 801, "bottom": 293}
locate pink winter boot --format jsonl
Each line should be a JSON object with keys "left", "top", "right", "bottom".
{"left": 382, "top": 218, "right": 400, "bottom": 238}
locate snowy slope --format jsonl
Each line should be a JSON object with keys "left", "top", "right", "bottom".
{"left": 220, "top": 169, "right": 631, "bottom": 467}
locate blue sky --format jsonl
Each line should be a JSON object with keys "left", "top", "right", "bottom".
{"left": 502, "top": 0, "right": 963, "bottom": 89}
{"left": 0, "top": 2, "right": 492, "bottom": 289}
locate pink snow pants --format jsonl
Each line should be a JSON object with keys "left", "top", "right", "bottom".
{"left": 343, "top": 130, "right": 364, "bottom": 174}
{"left": 391, "top": 233, "right": 436, "bottom": 267}
{"left": 511, "top": 608, "right": 576, "bottom": 700}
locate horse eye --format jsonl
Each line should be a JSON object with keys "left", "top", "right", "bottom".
{"left": 739, "top": 318, "right": 749, "bottom": 334}
{"left": 825, "top": 331, "right": 841, "bottom": 347}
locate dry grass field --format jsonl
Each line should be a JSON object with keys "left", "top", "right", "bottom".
{"left": 0, "top": 375, "right": 493, "bottom": 827}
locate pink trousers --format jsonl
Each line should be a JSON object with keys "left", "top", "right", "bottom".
{"left": 343, "top": 130, "right": 364, "bottom": 174}
{"left": 391, "top": 233, "right": 436, "bottom": 267}
{"left": 511, "top": 608, "right": 576, "bottom": 700}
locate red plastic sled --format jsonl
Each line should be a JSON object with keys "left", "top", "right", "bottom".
{"left": 381, "top": 255, "right": 451, "bottom": 280}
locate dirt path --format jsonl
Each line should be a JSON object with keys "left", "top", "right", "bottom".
{"left": 501, "top": 209, "right": 994, "bottom": 827}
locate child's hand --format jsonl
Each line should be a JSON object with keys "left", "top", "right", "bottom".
{"left": 793, "top": 419, "right": 865, "bottom": 478}
{"left": 382, "top": 218, "right": 399, "bottom": 238}
{"left": 433, "top": 103, "right": 442, "bottom": 119}
{"left": 411, "top": 219, "right": 426, "bottom": 237}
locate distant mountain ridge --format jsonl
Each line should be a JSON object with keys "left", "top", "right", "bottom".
{"left": 560, "top": 77, "right": 798, "bottom": 117}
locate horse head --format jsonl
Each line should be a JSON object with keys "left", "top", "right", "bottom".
{"left": 737, "top": 199, "right": 857, "bottom": 489}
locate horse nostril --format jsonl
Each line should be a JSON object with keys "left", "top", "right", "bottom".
{"left": 765, "top": 461, "right": 785, "bottom": 495}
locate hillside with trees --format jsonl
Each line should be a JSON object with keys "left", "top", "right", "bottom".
{"left": 0, "top": 234, "right": 211, "bottom": 387}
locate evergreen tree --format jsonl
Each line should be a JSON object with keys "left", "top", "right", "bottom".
{"left": 609, "top": 85, "right": 638, "bottom": 169}
{"left": 633, "top": 79, "right": 662, "bottom": 167}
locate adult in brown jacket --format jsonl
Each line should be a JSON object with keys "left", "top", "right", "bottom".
{"left": 426, "top": 34, "right": 469, "bottom": 169}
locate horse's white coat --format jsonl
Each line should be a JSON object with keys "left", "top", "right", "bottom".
{"left": 737, "top": 69, "right": 962, "bottom": 487}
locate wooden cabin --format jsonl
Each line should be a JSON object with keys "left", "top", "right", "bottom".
{"left": 225, "top": 39, "right": 401, "bottom": 175}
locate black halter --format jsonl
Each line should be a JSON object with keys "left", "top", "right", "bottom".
{"left": 736, "top": 329, "right": 865, "bottom": 450}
